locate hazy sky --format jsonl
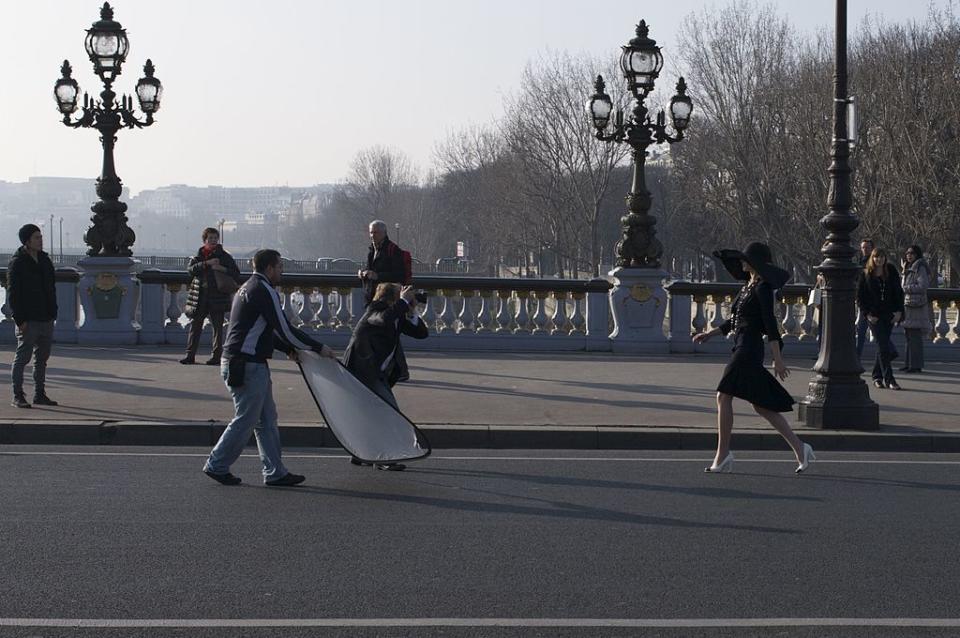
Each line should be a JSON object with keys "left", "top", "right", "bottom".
{"left": 1, "top": 0, "right": 951, "bottom": 194}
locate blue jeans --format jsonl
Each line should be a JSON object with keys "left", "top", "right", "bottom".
{"left": 204, "top": 361, "right": 288, "bottom": 482}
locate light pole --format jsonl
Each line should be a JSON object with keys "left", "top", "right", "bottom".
{"left": 59, "top": 217, "right": 64, "bottom": 260}
{"left": 53, "top": 2, "right": 163, "bottom": 257}
{"left": 587, "top": 21, "right": 693, "bottom": 268}
{"left": 798, "top": 0, "right": 879, "bottom": 429}
{"left": 218, "top": 218, "right": 226, "bottom": 245}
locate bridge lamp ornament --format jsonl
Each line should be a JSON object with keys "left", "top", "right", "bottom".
{"left": 587, "top": 20, "right": 693, "bottom": 268}
{"left": 52, "top": 2, "right": 163, "bottom": 257}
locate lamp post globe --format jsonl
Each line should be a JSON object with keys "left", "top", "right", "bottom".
{"left": 619, "top": 20, "right": 663, "bottom": 96}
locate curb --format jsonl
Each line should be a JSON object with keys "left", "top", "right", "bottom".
{"left": 2, "top": 421, "right": 960, "bottom": 453}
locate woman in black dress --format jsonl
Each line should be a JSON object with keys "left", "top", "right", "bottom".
{"left": 693, "top": 242, "right": 814, "bottom": 474}
{"left": 857, "top": 247, "right": 904, "bottom": 389}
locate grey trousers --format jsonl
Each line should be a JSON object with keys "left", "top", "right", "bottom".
{"left": 12, "top": 319, "right": 54, "bottom": 398}
{"left": 904, "top": 328, "right": 925, "bottom": 371}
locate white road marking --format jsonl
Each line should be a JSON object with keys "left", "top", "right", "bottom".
{"left": 1, "top": 617, "right": 960, "bottom": 628}
{"left": 2, "top": 450, "right": 960, "bottom": 464}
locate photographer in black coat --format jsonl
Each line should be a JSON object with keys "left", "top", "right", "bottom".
{"left": 342, "top": 283, "right": 428, "bottom": 471}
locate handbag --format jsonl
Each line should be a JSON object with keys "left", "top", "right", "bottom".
{"left": 213, "top": 268, "right": 239, "bottom": 295}
{"left": 808, "top": 288, "right": 822, "bottom": 306}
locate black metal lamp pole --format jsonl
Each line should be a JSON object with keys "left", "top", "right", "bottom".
{"left": 798, "top": 0, "right": 879, "bottom": 429}
{"left": 53, "top": 3, "right": 163, "bottom": 257}
{"left": 587, "top": 21, "right": 693, "bottom": 268}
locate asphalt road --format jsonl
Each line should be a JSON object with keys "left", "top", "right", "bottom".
{"left": 1, "top": 447, "right": 959, "bottom": 638}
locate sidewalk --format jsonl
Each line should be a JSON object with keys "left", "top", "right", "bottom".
{"left": 2, "top": 345, "right": 958, "bottom": 451}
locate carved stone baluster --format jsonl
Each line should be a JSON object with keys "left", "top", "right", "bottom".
{"left": 707, "top": 295, "right": 725, "bottom": 332}
{"left": 513, "top": 291, "right": 531, "bottom": 334}
{"left": 165, "top": 283, "right": 182, "bottom": 326}
{"left": 315, "top": 287, "right": 332, "bottom": 329}
{"left": 495, "top": 289, "right": 512, "bottom": 333}
{"left": 0, "top": 280, "right": 11, "bottom": 322}
{"left": 458, "top": 290, "right": 476, "bottom": 333}
{"left": 950, "top": 300, "right": 960, "bottom": 343}
{"left": 299, "top": 288, "right": 316, "bottom": 326}
{"left": 528, "top": 291, "right": 547, "bottom": 334}
{"left": 437, "top": 289, "right": 456, "bottom": 334}
{"left": 691, "top": 295, "right": 708, "bottom": 336}
{"left": 568, "top": 292, "right": 585, "bottom": 334}
{"left": 420, "top": 289, "right": 438, "bottom": 333}
{"left": 799, "top": 295, "right": 816, "bottom": 341}
{"left": 551, "top": 292, "right": 570, "bottom": 334}
{"left": 933, "top": 300, "right": 950, "bottom": 342}
{"left": 281, "top": 286, "right": 300, "bottom": 326}
{"left": 781, "top": 296, "right": 799, "bottom": 342}
{"left": 476, "top": 290, "right": 493, "bottom": 333}
{"left": 335, "top": 288, "right": 352, "bottom": 331}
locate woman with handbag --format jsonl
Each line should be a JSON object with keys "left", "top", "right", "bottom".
{"left": 856, "top": 248, "right": 904, "bottom": 390}
{"left": 900, "top": 245, "right": 932, "bottom": 373}
{"left": 693, "top": 242, "right": 814, "bottom": 474}
{"left": 180, "top": 228, "right": 241, "bottom": 365}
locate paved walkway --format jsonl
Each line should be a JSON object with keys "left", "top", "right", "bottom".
{"left": 1, "top": 345, "right": 958, "bottom": 449}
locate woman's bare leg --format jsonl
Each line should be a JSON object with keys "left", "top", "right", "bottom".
{"left": 754, "top": 404, "right": 803, "bottom": 461}
{"left": 714, "top": 392, "right": 734, "bottom": 464}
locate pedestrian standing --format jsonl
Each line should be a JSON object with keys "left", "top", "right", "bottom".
{"left": 857, "top": 248, "right": 904, "bottom": 390}
{"left": 7, "top": 224, "right": 59, "bottom": 408}
{"left": 855, "top": 238, "right": 875, "bottom": 357}
{"left": 900, "top": 245, "right": 931, "bottom": 374}
{"left": 203, "top": 249, "right": 335, "bottom": 487}
{"left": 181, "top": 228, "right": 241, "bottom": 365}
{"left": 693, "top": 242, "right": 814, "bottom": 474}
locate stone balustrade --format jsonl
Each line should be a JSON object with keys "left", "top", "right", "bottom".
{"left": 2, "top": 268, "right": 958, "bottom": 357}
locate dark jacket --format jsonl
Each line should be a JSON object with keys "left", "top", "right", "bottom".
{"left": 343, "top": 298, "right": 428, "bottom": 389}
{"left": 6, "top": 247, "right": 57, "bottom": 325}
{"left": 719, "top": 280, "right": 784, "bottom": 348}
{"left": 184, "top": 245, "right": 241, "bottom": 318}
{"left": 363, "top": 237, "right": 405, "bottom": 304}
{"left": 857, "top": 263, "right": 904, "bottom": 319}
{"left": 223, "top": 273, "right": 326, "bottom": 363}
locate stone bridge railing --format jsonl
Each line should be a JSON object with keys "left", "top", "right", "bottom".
{"left": 1, "top": 268, "right": 958, "bottom": 356}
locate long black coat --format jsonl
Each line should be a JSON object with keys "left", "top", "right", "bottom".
{"left": 363, "top": 237, "right": 406, "bottom": 304}
{"left": 184, "top": 245, "right": 241, "bottom": 318}
{"left": 6, "top": 247, "right": 57, "bottom": 325}
{"left": 343, "top": 298, "right": 428, "bottom": 390}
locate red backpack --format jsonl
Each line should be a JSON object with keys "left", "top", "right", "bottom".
{"left": 401, "top": 250, "right": 413, "bottom": 285}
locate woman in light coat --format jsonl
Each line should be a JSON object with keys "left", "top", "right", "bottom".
{"left": 900, "top": 245, "right": 932, "bottom": 373}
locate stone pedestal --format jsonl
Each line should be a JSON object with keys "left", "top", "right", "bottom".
{"left": 608, "top": 267, "right": 669, "bottom": 354}
{"left": 77, "top": 257, "right": 140, "bottom": 345}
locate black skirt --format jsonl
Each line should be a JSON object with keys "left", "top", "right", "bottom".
{"left": 716, "top": 331, "right": 795, "bottom": 412}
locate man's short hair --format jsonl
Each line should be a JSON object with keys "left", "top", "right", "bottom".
{"left": 252, "top": 249, "right": 282, "bottom": 273}
{"left": 202, "top": 227, "right": 219, "bottom": 241}
{"left": 369, "top": 220, "right": 387, "bottom": 232}
{"left": 861, "top": 238, "right": 874, "bottom": 247}
{"left": 373, "top": 283, "right": 400, "bottom": 303}
{"left": 18, "top": 224, "right": 41, "bottom": 245}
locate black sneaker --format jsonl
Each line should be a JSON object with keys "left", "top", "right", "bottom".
{"left": 204, "top": 357, "right": 221, "bottom": 366}
{"left": 265, "top": 472, "right": 306, "bottom": 487}
{"left": 179, "top": 357, "right": 196, "bottom": 365}
{"left": 11, "top": 396, "right": 30, "bottom": 409}
{"left": 32, "top": 394, "right": 58, "bottom": 406}
{"left": 203, "top": 470, "right": 242, "bottom": 485}
{"left": 375, "top": 463, "right": 406, "bottom": 471}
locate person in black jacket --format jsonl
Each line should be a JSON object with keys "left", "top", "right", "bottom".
{"left": 7, "top": 224, "right": 59, "bottom": 408}
{"left": 202, "top": 249, "right": 335, "bottom": 487}
{"left": 359, "top": 219, "right": 411, "bottom": 381}
{"left": 180, "top": 228, "right": 241, "bottom": 365}
{"left": 343, "top": 283, "right": 428, "bottom": 471}
{"left": 693, "top": 242, "right": 814, "bottom": 474}
{"left": 857, "top": 247, "right": 904, "bottom": 390}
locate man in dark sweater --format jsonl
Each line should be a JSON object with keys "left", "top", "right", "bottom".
{"left": 7, "top": 224, "right": 58, "bottom": 408}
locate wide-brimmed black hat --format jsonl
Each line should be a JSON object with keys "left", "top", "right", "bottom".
{"left": 713, "top": 241, "right": 790, "bottom": 288}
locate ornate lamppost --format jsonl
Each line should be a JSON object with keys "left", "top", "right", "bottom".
{"left": 798, "top": 0, "right": 879, "bottom": 429}
{"left": 587, "top": 20, "right": 693, "bottom": 352}
{"left": 53, "top": 2, "right": 162, "bottom": 257}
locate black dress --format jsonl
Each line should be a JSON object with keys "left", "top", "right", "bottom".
{"left": 716, "top": 280, "right": 795, "bottom": 412}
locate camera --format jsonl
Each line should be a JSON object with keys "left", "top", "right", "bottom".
{"left": 414, "top": 291, "right": 428, "bottom": 304}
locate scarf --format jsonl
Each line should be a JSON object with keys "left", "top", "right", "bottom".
{"left": 201, "top": 244, "right": 218, "bottom": 259}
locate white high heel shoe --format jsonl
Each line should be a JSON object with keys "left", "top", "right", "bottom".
{"left": 704, "top": 452, "right": 734, "bottom": 473}
{"left": 795, "top": 443, "right": 816, "bottom": 473}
